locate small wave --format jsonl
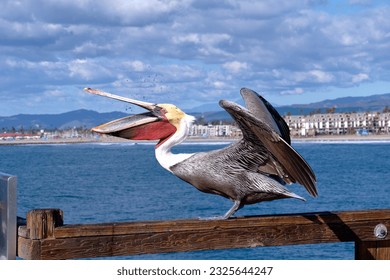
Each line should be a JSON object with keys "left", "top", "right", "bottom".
{"left": 89, "top": 142, "right": 137, "bottom": 146}
{"left": 19, "top": 143, "right": 69, "bottom": 147}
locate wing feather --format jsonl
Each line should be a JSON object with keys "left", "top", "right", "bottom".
{"left": 240, "top": 88, "right": 291, "bottom": 144}
{"left": 219, "top": 98, "right": 317, "bottom": 197}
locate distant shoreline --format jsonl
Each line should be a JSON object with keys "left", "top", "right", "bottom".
{"left": 2, "top": 134, "right": 390, "bottom": 146}
{"left": 291, "top": 134, "right": 390, "bottom": 142}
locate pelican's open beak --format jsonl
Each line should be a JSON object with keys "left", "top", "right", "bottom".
{"left": 84, "top": 88, "right": 177, "bottom": 146}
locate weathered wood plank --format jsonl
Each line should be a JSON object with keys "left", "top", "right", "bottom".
{"left": 53, "top": 209, "right": 390, "bottom": 238}
{"left": 17, "top": 209, "right": 390, "bottom": 260}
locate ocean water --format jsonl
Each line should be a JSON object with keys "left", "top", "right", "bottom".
{"left": 1, "top": 140, "right": 389, "bottom": 259}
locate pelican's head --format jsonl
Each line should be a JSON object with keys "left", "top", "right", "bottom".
{"left": 85, "top": 88, "right": 194, "bottom": 148}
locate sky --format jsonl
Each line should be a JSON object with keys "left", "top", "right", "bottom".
{"left": 1, "top": 0, "right": 390, "bottom": 116}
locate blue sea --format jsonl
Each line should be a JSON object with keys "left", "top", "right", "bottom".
{"left": 1, "top": 140, "right": 389, "bottom": 259}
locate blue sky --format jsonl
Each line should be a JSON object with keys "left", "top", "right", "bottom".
{"left": 1, "top": 0, "right": 389, "bottom": 116}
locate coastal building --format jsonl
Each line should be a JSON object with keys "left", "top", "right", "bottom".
{"left": 284, "top": 112, "right": 390, "bottom": 136}
{"left": 0, "top": 132, "right": 40, "bottom": 141}
{"left": 178, "top": 111, "right": 390, "bottom": 139}
{"left": 189, "top": 124, "right": 242, "bottom": 138}
{"left": 189, "top": 111, "right": 390, "bottom": 138}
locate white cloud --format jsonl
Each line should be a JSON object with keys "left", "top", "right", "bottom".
{"left": 73, "top": 42, "right": 114, "bottom": 56}
{"left": 352, "top": 73, "right": 369, "bottom": 83}
{"left": 213, "top": 81, "right": 226, "bottom": 89}
{"left": 171, "top": 33, "right": 232, "bottom": 58}
{"left": 172, "top": 33, "right": 201, "bottom": 44}
{"left": 281, "top": 87, "right": 304, "bottom": 95}
{"left": 123, "top": 60, "right": 149, "bottom": 72}
{"left": 68, "top": 59, "right": 112, "bottom": 81}
{"left": 223, "top": 61, "right": 248, "bottom": 73}
{"left": 309, "top": 70, "right": 334, "bottom": 83}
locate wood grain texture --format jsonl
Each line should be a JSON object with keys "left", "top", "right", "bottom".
{"left": 26, "top": 209, "right": 63, "bottom": 239}
{"left": 17, "top": 209, "right": 390, "bottom": 260}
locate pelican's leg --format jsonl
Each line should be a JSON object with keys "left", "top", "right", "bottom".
{"left": 222, "top": 200, "right": 242, "bottom": 219}
{"left": 199, "top": 200, "right": 242, "bottom": 220}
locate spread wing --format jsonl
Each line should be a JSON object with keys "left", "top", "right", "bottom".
{"left": 219, "top": 88, "right": 317, "bottom": 197}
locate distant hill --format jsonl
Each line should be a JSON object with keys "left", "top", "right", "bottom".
{"left": 0, "top": 109, "right": 127, "bottom": 130}
{"left": 189, "top": 92, "right": 390, "bottom": 119}
{"left": 276, "top": 92, "right": 390, "bottom": 115}
{"left": 2, "top": 93, "right": 390, "bottom": 130}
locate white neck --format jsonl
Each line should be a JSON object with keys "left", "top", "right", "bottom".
{"left": 155, "top": 114, "right": 195, "bottom": 172}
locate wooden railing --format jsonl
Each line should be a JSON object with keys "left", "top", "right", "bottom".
{"left": 17, "top": 208, "right": 389, "bottom": 260}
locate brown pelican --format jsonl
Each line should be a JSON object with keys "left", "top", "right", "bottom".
{"left": 85, "top": 87, "right": 317, "bottom": 219}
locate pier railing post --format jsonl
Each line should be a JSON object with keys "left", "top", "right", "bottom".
{"left": 26, "top": 209, "right": 64, "bottom": 239}
{"left": 355, "top": 240, "right": 390, "bottom": 260}
{"left": 355, "top": 223, "right": 389, "bottom": 259}
{"left": 17, "top": 209, "right": 64, "bottom": 259}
